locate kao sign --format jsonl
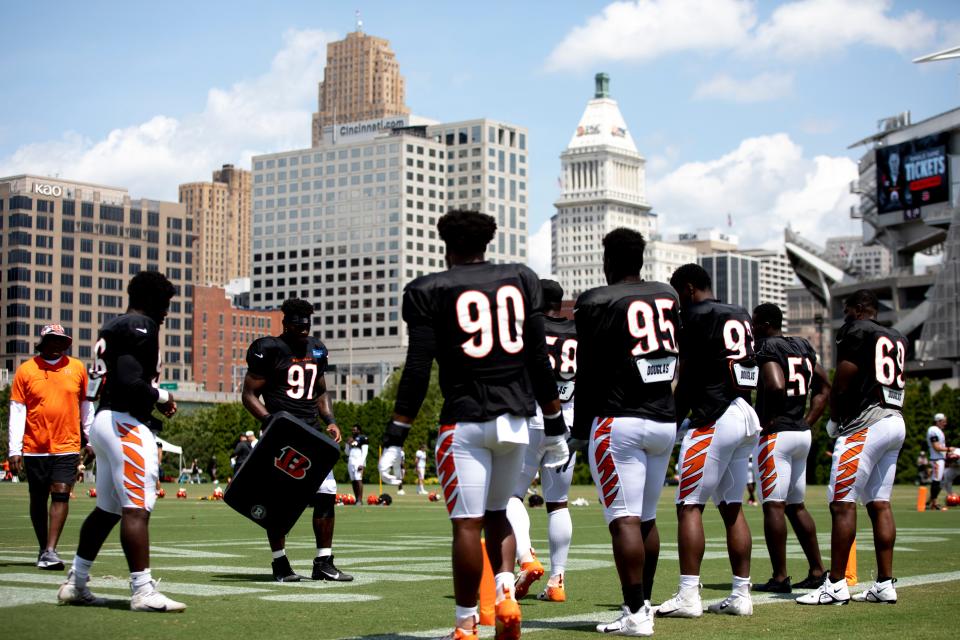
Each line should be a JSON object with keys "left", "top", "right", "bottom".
{"left": 33, "top": 183, "right": 63, "bottom": 197}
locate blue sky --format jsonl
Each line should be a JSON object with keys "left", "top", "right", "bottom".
{"left": 2, "top": 0, "right": 958, "bottom": 272}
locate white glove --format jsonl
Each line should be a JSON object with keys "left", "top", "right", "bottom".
{"left": 542, "top": 435, "right": 570, "bottom": 471}
{"left": 378, "top": 446, "right": 403, "bottom": 485}
{"left": 826, "top": 419, "right": 839, "bottom": 438}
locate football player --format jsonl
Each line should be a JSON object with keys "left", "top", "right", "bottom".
{"left": 797, "top": 290, "right": 907, "bottom": 606}
{"left": 380, "top": 210, "right": 567, "bottom": 640}
{"left": 415, "top": 443, "right": 429, "bottom": 495}
{"left": 345, "top": 424, "right": 369, "bottom": 504}
{"left": 57, "top": 272, "right": 185, "bottom": 612}
{"left": 241, "top": 298, "right": 353, "bottom": 583}
{"left": 572, "top": 229, "right": 681, "bottom": 636}
{"left": 659, "top": 264, "right": 761, "bottom": 618}
{"left": 926, "top": 413, "right": 949, "bottom": 511}
{"left": 751, "top": 303, "right": 830, "bottom": 593}
{"left": 506, "top": 278, "right": 577, "bottom": 603}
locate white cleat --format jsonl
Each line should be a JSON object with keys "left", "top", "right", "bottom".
{"left": 852, "top": 579, "right": 897, "bottom": 604}
{"left": 397, "top": 489, "right": 406, "bottom": 496}
{"left": 597, "top": 604, "right": 654, "bottom": 636}
{"left": 707, "top": 592, "right": 753, "bottom": 616}
{"left": 57, "top": 570, "right": 106, "bottom": 606}
{"left": 130, "top": 580, "right": 187, "bottom": 613}
{"left": 655, "top": 586, "right": 703, "bottom": 618}
{"left": 795, "top": 576, "right": 850, "bottom": 605}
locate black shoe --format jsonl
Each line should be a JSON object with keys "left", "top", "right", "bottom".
{"left": 312, "top": 555, "right": 354, "bottom": 582}
{"left": 793, "top": 573, "right": 826, "bottom": 590}
{"left": 271, "top": 556, "right": 302, "bottom": 582}
{"left": 753, "top": 576, "right": 792, "bottom": 593}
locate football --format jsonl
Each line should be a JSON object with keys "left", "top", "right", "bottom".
{"left": 157, "top": 487, "right": 166, "bottom": 498}
{"left": 367, "top": 494, "right": 379, "bottom": 505}
{"left": 947, "top": 493, "right": 960, "bottom": 507}
{"left": 212, "top": 486, "right": 224, "bottom": 500}
{"left": 176, "top": 488, "right": 188, "bottom": 499}
{"left": 87, "top": 488, "right": 97, "bottom": 498}
{"left": 428, "top": 491, "right": 440, "bottom": 502}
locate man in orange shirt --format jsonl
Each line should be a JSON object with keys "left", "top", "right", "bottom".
{"left": 8, "top": 325, "right": 94, "bottom": 570}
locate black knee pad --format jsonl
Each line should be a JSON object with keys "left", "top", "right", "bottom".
{"left": 50, "top": 492, "right": 70, "bottom": 503}
{"left": 313, "top": 493, "right": 335, "bottom": 519}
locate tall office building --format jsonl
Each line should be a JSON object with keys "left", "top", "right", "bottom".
{"left": 643, "top": 240, "right": 699, "bottom": 285}
{"left": 742, "top": 248, "right": 795, "bottom": 328}
{"left": 669, "top": 228, "right": 739, "bottom": 254}
{"left": 824, "top": 235, "right": 892, "bottom": 279}
{"left": 312, "top": 30, "right": 410, "bottom": 147}
{"left": 179, "top": 164, "right": 252, "bottom": 286}
{"left": 699, "top": 252, "right": 761, "bottom": 313}
{"left": 551, "top": 73, "right": 659, "bottom": 297}
{"left": 0, "top": 175, "right": 194, "bottom": 381}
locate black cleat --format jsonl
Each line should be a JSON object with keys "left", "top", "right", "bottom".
{"left": 312, "top": 555, "right": 354, "bottom": 582}
{"left": 753, "top": 576, "right": 792, "bottom": 593}
{"left": 793, "top": 574, "right": 826, "bottom": 590}
{"left": 271, "top": 556, "right": 302, "bottom": 582}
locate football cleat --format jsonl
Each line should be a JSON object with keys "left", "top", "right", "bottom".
{"left": 707, "top": 592, "right": 753, "bottom": 616}
{"left": 312, "top": 555, "right": 354, "bottom": 581}
{"left": 37, "top": 549, "right": 65, "bottom": 570}
{"left": 753, "top": 576, "right": 791, "bottom": 593}
{"left": 397, "top": 489, "right": 406, "bottom": 496}
{"left": 57, "top": 570, "right": 106, "bottom": 606}
{"left": 795, "top": 575, "right": 850, "bottom": 605}
{"left": 271, "top": 556, "right": 302, "bottom": 582}
{"left": 597, "top": 604, "right": 654, "bottom": 636}
{"left": 514, "top": 556, "right": 544, "bottom": 599}
{"left": 852, "top": 579, "right": 897, "bottom": 604}
{"left": 655, "top": 584, "right": 703, "bottom": 618}
{"left": 793, "top": 573, "right": 826, "bottom": 590}
{"left": 537, "top": 576, "right": 566, "bottom": 602}
{"left": 130, "top": 580, "right": 187, "bottom": 612}
{"left": 495, "top": 591, "right": 522, "bottom": 640}
{"left": 435, "top": 621, "right": 479, "bottom": 640}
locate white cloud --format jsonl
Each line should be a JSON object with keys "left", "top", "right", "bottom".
{"left": 651, "top": 133, "right": 859, "bottom": 248}
{"left": 0, "top": 28, "right": 336, "bottom": 199}
{"left": 693, "top": 72, "right": 794, "bottom": 103}
{"left": 527, "top": 220, "right": 554, "bottom": 277}
{"left": 545, "top": 0, "right": 755, "bottom": 71}
{"left": 547, "top": 0, "right": 940, "bottom": 70}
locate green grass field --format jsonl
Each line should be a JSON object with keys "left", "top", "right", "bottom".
{"left": 1, "top": 481, "right": 957, "bottom": 639}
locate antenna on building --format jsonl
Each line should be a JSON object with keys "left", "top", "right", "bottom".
{"left": 355, "top": 9, "right": 363, "bottom": 32}
{"left": 595, "top": 72, "right": 610, "bottom": 99}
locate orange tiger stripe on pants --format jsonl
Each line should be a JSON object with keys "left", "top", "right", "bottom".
{"left": 436, "top": 423, "right": 459, "bottom": 515}
{"left": 592, "top": 418, "right": 618, "bottom": 507}
{"left": 678, "top": 425, "right": 715, "bottom": 501}
{"left": 832, "top": 428, "right": 867, "bottom": 502}
{"left": 118, "top": 421, "right": 147, "bottom": 509}
{"left": 757, "top": 433, "right": 779, "bottom": 500}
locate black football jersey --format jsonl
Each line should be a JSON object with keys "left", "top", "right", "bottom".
{"left": 678, "top": 299, "right": 758, "bottom": 428}
{"left": 574, "top": 281, "right": 680, "bottom": 431}
{"left": 94, "top": 313, "right": 163, "bottom": 424}
{"left": 246, "top": 335, "right": 329, "bottom": 427}
{"left": 399, "top": 262, "right": 553, "bottom": 423}
{"left": 544, "top": 316, "right": 578, "bottom": 402}
{"left": 834, "top": 319, "right": 907, "bottom": 425}
{"left": 755, "top": 335, "right": 818, "bottom": 433}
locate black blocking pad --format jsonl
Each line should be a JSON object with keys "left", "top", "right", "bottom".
{"left": 224, "top": 411, "right": 341, "bottom": 535}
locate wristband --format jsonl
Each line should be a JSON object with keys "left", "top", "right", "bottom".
{"left": 157, "top": 389, "right": 170, "bottom": 404}
{"left": 384, "top": 420, "right": 411, "bottom": 448}
{"left": 543, "top": 412, "right": 567, "bottom": 437}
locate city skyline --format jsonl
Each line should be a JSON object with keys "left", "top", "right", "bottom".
{"left": 2, "top": 1, "right": 958, "bottom": 277}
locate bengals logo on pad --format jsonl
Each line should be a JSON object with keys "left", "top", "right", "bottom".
{"left": 274, "top": 446, "right": 312, "bottom": 479}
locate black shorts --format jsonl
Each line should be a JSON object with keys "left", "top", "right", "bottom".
{"left": 24, "top": 455, "right": 80, "bottom": 492}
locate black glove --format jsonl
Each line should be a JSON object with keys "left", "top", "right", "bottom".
{"left": 543, "top": 412, "right": 568, "bottom": 437}
{"left": 383, "top": 420, "right": 411, "bottom": 448}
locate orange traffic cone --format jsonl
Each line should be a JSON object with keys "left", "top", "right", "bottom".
{"left": 845, "top": 540, "right": 858, "bottom": 586}
{"left": 478, "top": 539, "right": 496, "bottom": 626}
{"left": 917, "top": 486, "right": 928, "bottom": 512}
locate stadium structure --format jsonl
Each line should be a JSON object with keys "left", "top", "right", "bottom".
{"left": 785, "top": 106, "right": 960, "bottom": 381}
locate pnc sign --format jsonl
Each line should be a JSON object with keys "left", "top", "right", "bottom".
{"left": 33, "top": 183, "right": 63, "bottom": 197}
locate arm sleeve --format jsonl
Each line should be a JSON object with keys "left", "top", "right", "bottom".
{"left": 8, "top": 401, "right": 26, "bottom": 456}
{"left": 80, "top": 401, "right": 95, "bottom": 439}
{"left": 522, "top": 270, "right": 559, "bottom": 409}
{"left": 245, "top": 339, "right": 271, "bottom": 377}
{"left": 395, "top": 286, "right": 437, "bottom": 419}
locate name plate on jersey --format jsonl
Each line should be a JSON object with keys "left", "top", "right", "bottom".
{"left": 636, "top": 356, "right": 677, "bottom": 383}
{"left": 881, "top": 385, "right": 904, "bottom": 407}
{"left": 557, "top": 381, "right": 575, "bottom": 402}
{"left": 86, "top": 375, "right": 103, "bottom": 400}
{"left": 732, "top": 363, "right": 759, "bottom": 388}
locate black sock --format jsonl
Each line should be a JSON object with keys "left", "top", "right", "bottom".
{"left": 876, "top": 575, "right": 893, "bottom": 583}
{"left": 931, "top": 481, "right": 942, "bottom": 503}
{"left": 622, "top": 584, "right": 645, "bottom": 613}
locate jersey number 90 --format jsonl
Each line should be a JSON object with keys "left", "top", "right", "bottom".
{"left": 456, "top": 286, "right": 525, "bottom": 358}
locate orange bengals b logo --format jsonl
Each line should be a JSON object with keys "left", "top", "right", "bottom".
{"left": 274, "top": 445, "right": 312, "bottom": 479}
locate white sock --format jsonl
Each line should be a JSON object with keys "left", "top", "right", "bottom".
{"left": 547, "top": 507, "right": 572, "bottom": 577}
{"left": 71, "top": 556, "right": 94, "bottom": 582}
{"left": 495, "top": 571, "right": 515, "bottom": 599}
{"left": 455, "top": 604, "right": 478, "bottom": 627}
{"left": 732, "top": 575, "right": 750, "bottom": 595}
{"left": 316, "top": 547, "right": 332, "bottom": 558}
{"left": 680, "top": 574, "right": 700, "bottom": 591}
{"left": 271, "top": 549, "right": 286, "bottom": 559}
{"left": 505, "top": 496, "right": 532, "bottom": 562}
{"left": 130, "top": 569, "right": 152, "bottom": 592}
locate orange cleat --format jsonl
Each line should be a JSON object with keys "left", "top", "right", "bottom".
{"left": 436, "top": 624, "right": 478, "bottom": 640}
{"left": 514, "top": 556, "right": 544, "bottom": 599}
{"left": 537, "top": 576, "right": 566, "bottom": 602}
{"left": 495, "top": 592, "right": 522, "bottom": 640}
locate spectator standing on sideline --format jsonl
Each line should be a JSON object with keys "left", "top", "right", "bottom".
{"left": 189, "top": 458, "right": 201, "bottom": 484}
{"left": 208, "top": 456, "right": 218, "bottom": 484}
{"left": 926, "top": 413, "right": 950, "bottom": 511}
{"left": 345, "top": 425, "right": 369, "bottom": 504}
{"left": 415, "top": 443, "right": 428, "bottom": 495}
{"left": 234, "top": 433, "right": 253, "bottom": 471}
{"left": 8, "top": 324, "right": 94, "bottom": 570}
